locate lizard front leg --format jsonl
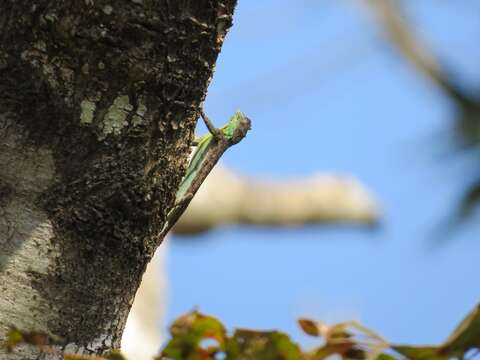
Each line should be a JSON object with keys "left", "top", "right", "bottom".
{"left": 199, "top": 108, "right": 225, "bottom": 140}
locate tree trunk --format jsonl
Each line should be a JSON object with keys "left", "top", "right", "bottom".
{"left": 0, "top": 1, "right": 236, "bottom": 358}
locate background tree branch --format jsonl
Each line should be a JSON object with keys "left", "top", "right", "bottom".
{"left": 174, "top": 165, "right": 379, "bottom": 235}
{"left": 359, "top": 0, "right": 480, "bottom": 225}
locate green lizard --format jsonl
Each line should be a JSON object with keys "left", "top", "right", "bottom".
{"left": 159, "top": 109, "right": 251, "bottom": 237}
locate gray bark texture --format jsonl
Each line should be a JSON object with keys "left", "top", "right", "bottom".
{"left": 0, "top": 1, "right": 236, "bottom": 358}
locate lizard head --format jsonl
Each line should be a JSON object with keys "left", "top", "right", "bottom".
{"left": 223, "top": 111, "right": 251, "bottom": 145}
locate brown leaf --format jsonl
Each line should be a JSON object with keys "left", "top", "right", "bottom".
{"left": 298, "top": 319, "right": 320, "bottom": 337}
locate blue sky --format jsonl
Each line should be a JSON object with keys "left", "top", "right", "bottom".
{"left": 166, "top": 0, "right": 480, "bottom": 347}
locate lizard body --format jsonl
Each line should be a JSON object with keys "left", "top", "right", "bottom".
{"left": 159, "top": 110, "right": 251, "bottom": 238}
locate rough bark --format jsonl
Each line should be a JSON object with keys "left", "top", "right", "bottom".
{"left": 0, "top": 0, "right": 236, "bottom": 358}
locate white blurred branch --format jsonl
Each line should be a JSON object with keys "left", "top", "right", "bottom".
{"left": 174, "top": 166, "right": 380, "bottom": 235}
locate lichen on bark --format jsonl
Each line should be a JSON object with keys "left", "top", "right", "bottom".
{"left": 80, "top": 100, "right": 96, "bottom": 124}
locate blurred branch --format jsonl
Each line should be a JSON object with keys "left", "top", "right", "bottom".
{"left": 361, "top": 0, "right": 476, "bottom": 109}
{"left": 360, "top": 0, "right": 480, "bottom": 228}
{"left": 173, "top": 166, "right": 380, "bottom": 235}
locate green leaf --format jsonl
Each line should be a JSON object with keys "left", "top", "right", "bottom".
{"left": 312, "top": 340, "right": 359, "bottom": 360}
{"left": 4, "top": 328, "right": 24, "bottom": 352}
{"left": 64, "top": 355, "right": 109, "bottom": 360}
{"left": 377, "top": 354, "right": 399, "bottom": 360}
{"left": 4, "top": 327, "right": 51, "bottom": 352}
{"left": 441, "top": 303, "right": 480, "bottom": 357}
{"left": 103, "top": 349, "right": 128, "bottom": 360}
{"left": 391, "top": 345, "right": 443, "bottom": 360}
{"left": 230, "top": 329, "right": 301, "bottom": 360}
{"left": 159, "top": 310, "right": 227, "bottom": 360}
{"left": 392, "top": 303, "right": 480, "bottom": 359}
